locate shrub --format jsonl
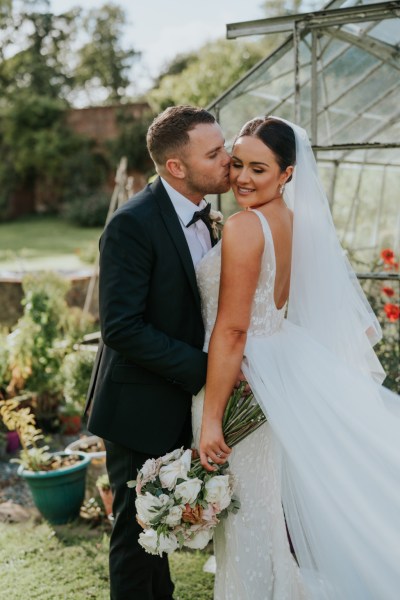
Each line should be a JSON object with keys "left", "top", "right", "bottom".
{"left": 5, "top": 273, "right": 95, "bottom": 421}
{"left": 60, "top": 349, "right": 95, "bottom": 413}
{"left": 63, "top": 191, "right": 110, "bottom": 227}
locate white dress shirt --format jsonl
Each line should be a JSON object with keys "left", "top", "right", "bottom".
{"left": 161, "top": 177, "right": 212, "bottom": 266}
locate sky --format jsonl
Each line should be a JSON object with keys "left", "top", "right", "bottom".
{"left": 50, "top": 0, "right": 268, "bottom": 92}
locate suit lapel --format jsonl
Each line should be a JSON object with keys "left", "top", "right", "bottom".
{"left": 151, "top": 178, "right": 201, "bottom": 312}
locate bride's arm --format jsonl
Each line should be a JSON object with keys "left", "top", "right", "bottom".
{"left": 199, "top": 210, "right": 264, "bottom": 471}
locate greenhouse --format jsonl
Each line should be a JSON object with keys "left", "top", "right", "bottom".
{"left": 209, "top": 0, "right": 400, "bottom": 270}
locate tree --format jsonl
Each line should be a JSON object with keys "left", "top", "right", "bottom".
{"left": 74, "top": 3, "right": 139, "bottom": 104}
{"left": 107, "top": 109, "right": 154, "bottom": 173}
{"left": 0, "top": 2, "right": 79, "bottom": 101}
{"left": 0, "top": 2, "right": 141, "bottom": 219}
{"left": 0, "top": 92, "right": 106, "bottom": 216}
{"left": 148, "top": 38, "right": 269, "bottom": 111}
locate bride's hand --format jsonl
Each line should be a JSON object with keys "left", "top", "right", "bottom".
{"left": 199, "top": 420, "right": 231, "bottom": 472}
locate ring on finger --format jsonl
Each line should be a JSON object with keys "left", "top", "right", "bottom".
{"left": 216, "top": 452, "right": 223, "bottom": 458}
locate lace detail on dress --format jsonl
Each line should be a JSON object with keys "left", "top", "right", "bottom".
{"left": 195, "top": 209, "right": 285, "bottom": 351}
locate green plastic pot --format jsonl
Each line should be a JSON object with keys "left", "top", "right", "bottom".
{"left": 18, "top": 451, "right": 91, "bottom": 525}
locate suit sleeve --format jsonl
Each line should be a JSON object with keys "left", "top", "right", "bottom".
{"left": 99, "top": 209, "right": 207, "bottom": 396}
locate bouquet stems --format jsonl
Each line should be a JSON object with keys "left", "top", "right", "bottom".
{"left": 191, "top": 381, "right": 266, "bottom": 475}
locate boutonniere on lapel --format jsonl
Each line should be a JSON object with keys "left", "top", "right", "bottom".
{"left": 209, "top": 207, "right": 224, "bottom": 243}
{"left": 186, "top": 203, "right": 224, "bottom": 246}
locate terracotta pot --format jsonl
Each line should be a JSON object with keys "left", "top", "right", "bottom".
{"left": 59, "top": 414, "right": 82, "bottom": 435}
{"left": 97, "top": 486, "right": 113, "bottom": 516}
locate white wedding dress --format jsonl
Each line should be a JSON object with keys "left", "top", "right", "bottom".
{"left": 192, "top": 208, "right": 400, "bottom": 600}
{"left": 192, "top": 209, "right": 307, "bottom": 600}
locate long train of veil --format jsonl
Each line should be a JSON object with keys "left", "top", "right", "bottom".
{"left": 242, "top": 119, "right": 400, "bottom": 599}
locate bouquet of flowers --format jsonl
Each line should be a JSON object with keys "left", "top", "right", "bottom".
{"left": 128, "top": 382, "right": 266, "bottom": 556}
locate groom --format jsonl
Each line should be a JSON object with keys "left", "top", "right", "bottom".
{"left": 85, "top": 105, "right": 230, "bottom": 599}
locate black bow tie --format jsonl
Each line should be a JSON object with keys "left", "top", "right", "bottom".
{"left": 186, "top": 203, "right": 211, "bottom": 228}
{"left": 186, "top": 203, "right": 217, "bottom": 247}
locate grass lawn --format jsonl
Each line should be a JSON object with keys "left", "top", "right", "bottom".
{"left": 0, "top": 216, "right": 102, "bottom": 273}
{"left": 0, "top": 519, "right": 214, "bottom": 600}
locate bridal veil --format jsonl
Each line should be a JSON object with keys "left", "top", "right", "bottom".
{"left": 242, "top": 118, "right": 400, "bottom": 599}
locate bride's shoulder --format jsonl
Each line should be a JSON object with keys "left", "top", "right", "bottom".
{"left": 222, "top": 210, "right": 264, "bottom": 252}
{"left": 224, "top": 210, "right": 263, "bottom": 233}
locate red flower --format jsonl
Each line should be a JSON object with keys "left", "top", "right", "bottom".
{"left": 384, "top": 303, "right": 400, "bottom": 322}
{"left": 381, "top": 249, "right": 396, "bottom": 265}
{"left": 382, "top": 286, "right": 395, "bottom": 297}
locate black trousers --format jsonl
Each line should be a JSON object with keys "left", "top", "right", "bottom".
{"left": 104, "top": 417, "right": 191, "bottom": 600}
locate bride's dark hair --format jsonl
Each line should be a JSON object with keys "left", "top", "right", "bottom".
{"left": 236, "top": 117, "right": 296, "bottom": 182}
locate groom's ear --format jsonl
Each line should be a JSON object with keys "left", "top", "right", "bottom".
{"left": 165, "top": 157, "right": 186, "bottom": 179}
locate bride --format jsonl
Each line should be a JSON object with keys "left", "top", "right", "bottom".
{"left": 191, "top": 117, "right": 400, "bottom": 600}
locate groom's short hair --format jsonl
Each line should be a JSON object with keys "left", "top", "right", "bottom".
{"left": 147, "top": 105, "right": 216, "bottom": 168}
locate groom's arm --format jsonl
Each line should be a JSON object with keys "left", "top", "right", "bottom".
{"left": 99, "top": 209, "right": 207, "bottom": 396}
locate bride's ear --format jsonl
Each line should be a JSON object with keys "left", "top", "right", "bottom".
{"left": 282, "top": 165, "right": 294, "bottom": 184}
{"left": 165, "top": 158, "right": 186, "bottom": 179}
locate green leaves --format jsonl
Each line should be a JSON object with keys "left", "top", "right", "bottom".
{"left": 148, "top": 39, "right": 267, "bottom": 112}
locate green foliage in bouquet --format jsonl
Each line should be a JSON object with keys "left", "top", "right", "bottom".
{"left": 130, "top": 382, "right": 266, "bottom": 556}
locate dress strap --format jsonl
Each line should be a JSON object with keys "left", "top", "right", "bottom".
{"left": 249, "top": 209, "right": 276, "bottom": 266}
{"left": 250, "top": 209, "right": 272, "bottom": 239}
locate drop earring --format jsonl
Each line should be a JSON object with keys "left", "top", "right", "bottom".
{"left": 280, "top": 183, "right": 285, "bottom": 195}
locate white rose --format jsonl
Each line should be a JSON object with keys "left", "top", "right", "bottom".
{"left": 180, "top": 449, "right": 193, "bottom": 472}
{"left": 139, "top": 529, "right": 178, "bottom": 556}
{"left": 159, "top": 449, "right": 192, "bottom": 490}
{"left": 140, "top": 457, "right": 161, "bottom": 482}
{"left": 165, "top": 505, "right": 184, "bottom": 527}
{"left": 184, "top": 527, "right": 213, "bottom": 550}
{"left": 135, "top": 492, "right": 170, "bottom": 526}
{"left": 209, "top": 209, "right": 224, "bottom": 223}
{"left": 175, "top": 478, "right": 202, "bottom": 505}
{"left": 204, "top": 475, "right": 232, "bottom": 511}
{"left": 160, "top": 447, "right": 184, "bottom": 465}
{"left": 138, "top": 529, "right": 159, "bottom": 555}
{"left": 157, "top": 532, "right": 179, "bottom": 555}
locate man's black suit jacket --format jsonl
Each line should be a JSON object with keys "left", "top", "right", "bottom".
{"left": 85, "top": 177, "right": 208, "bottom": 455}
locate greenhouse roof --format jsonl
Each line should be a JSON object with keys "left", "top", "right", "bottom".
{"left": 209, "top": 0, "right": 400, "bottom": 167}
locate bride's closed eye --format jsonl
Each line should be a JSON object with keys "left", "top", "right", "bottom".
{"left": 231, "top": 162, "right": 265, "bottom": 174}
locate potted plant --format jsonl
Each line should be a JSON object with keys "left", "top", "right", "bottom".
{"left": 65, "top": 434, "right": 106, "bottom": 500}
{"left": 4, "top": 273, "right": 95, "bottom": 432}
{"left": 96, "top": 473, "right": 113, "bottom": 517}
{"left": 0, "top": 398, "right": 90, "bottom": 525}
{"left": 58, "top": 403, "right": 82, "bottom": 435}
{"left": 59, "top": 348, "right": 95, "bottom": 434}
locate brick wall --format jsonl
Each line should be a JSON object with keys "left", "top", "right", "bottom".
{"left": 66, "top": 102, "right": 150, "bottom": 149}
